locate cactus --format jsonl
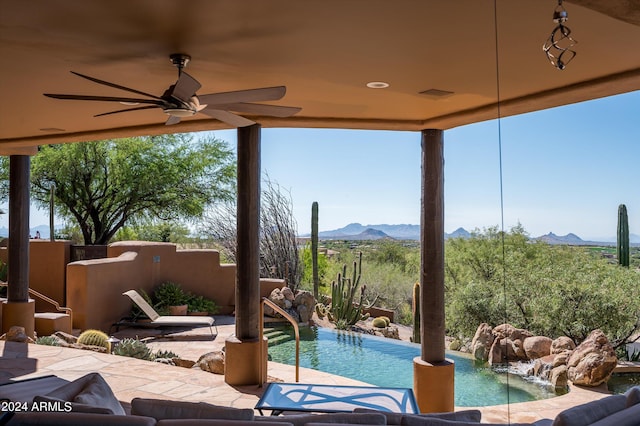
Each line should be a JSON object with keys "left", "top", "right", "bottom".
{"left": 36, "top": 336, "right": 61, "bottom": 346}
{"left": 77, "top": 329, "right": 111, "bottom": 352}
{"left": 311, "top": 201, "right": 319, "bottom": 300}
{"left": 372, "top": 317, "right": 388, "bottom": 328}
{"left": 315, "top": 302, "right": 328, "bottom": 319}
{"left": 412, "top": 282, "right": 421, "bottom": 344}
{"left": 329, "top": 251, "right": 370, "bottom": 327}
{"left": 152, "top": 349, "right": 180, "bottom": 360}
{"left": 112, "top": 338, "right": 153, "bottom": 360}
{"left": 618, "top": 204, "right": 630, "bottom": 267}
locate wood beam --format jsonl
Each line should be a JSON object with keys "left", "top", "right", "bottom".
{"left": 8, "top": 155, "right": 31, "bottom": 302}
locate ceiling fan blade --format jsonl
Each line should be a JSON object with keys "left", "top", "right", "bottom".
{"left": 94, "top": 105, "right": 159, "bottom": 117}
{"left": 170, "top": 72, "right": 201, "bottom": 103}
{"left": 71, "top": 71, "right": 163, "bottom": 100}
{"left": 165, "top": 115, "right": 181, "bottom": 125}
{"left": 44, "top": 93, "right": 164, "bottom": 105}
{"left": 200, "top": 107, "right": 255, "bottom": 127}
{"left": 216, "top": 102, "right": 302, "bottom": 118}
{"left": 198, "top": 86, "right": 286, "bottom": 105}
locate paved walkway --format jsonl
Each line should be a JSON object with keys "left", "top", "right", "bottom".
{"left": 0, "top": 316, "right": 615, "bottom": 423}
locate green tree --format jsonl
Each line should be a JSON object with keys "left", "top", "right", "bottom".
{"left": 444, "top": 225, "right": 640, "bottom": 347}
{"left": 0, "top": 133, "right": 235, "bottom": 245}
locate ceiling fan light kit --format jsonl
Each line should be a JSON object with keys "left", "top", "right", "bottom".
{"left": 43, "top": 54, "right": 300, "bottom": 127}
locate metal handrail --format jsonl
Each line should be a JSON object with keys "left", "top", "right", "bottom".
{"left": 260, "top": 297, "right": 300, "bottom": 383}
{"left": 0, "top": 281, "right": 73, "bottom": 324}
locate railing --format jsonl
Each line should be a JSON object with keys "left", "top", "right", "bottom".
{"left": 0, "top": 282, "right": 73, "bottom": 324}
{"left": 260, "top": 297, "right": 300, "bottom": 383}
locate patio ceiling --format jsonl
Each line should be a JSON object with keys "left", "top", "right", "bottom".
{"left": 1, "top": 0, "right": 639, "bottom": 153}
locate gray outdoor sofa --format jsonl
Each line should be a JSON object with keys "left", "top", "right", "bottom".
{"left": 2, "top": 373, "right": 639, "bottom": 426}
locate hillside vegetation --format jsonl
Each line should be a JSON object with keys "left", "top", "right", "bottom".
{"left": 302, "top": 225, "right": 640, "bottom": 355}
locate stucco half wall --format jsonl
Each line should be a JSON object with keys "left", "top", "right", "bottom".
{"left": 67, "top": 241, "right": 237, "bottom": 331}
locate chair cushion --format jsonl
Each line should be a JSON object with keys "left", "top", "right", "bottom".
{"left": 626, "top": 385, "right": 640, "bottom": 407}
{"left": 32, "top": 373, "right": 125, "bottom": 415}
{"left": 589, "top": 402, "right": 640, "bottom": 426}
{"left": 551, "top": 394, "right": 627, "bottom": 426}
{"left": 131, "top": 397, "right": 254, "bottom": 421}
{"left": 353, "top": 408, "right": 481, "bottom": 424}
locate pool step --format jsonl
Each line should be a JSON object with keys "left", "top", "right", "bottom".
{"left": 264, "top": 328, "right": 294, "bottom": 346}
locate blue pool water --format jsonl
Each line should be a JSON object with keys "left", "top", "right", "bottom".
{"left": 267, "top": 327, "right": 558, "bottom": 407}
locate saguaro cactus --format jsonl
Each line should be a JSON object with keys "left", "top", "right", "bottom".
{"left": 311, "top": 201, "right": 319, "bottom": 299}
{"left": 618, "top": 204, "right": 630, "bottom": 267}
{"left": 412, "top": 282, "right": 421, "bottom": 344}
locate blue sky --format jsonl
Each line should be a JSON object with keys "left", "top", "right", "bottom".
{"left": 5, "top": 91, "right": 638, "bottom": 241}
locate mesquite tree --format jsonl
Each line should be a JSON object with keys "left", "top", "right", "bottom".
{"left": 0, "top": 133, "right": 235, "bottom": 245}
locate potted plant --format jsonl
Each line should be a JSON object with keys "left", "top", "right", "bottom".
{"left": 153, "top": 281, "right": 189, "bottom": 315}
{"left": 187, "top": 295, "right": 219, "bottom": 316}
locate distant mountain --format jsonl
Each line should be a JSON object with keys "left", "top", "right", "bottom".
{"left": 535, "top": 232, "right": 585, "bottom": 245}
{"left": 448, "top": 227, "right": 471, "bottom": 239}
{"left": 0, "top": 225, "right": 54, "bottom": 239}
{"left": 316, "top": 223, "right": 472, "bottom": 241}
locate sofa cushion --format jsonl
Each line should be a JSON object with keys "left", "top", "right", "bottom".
{"left": 626, "top": 385, "right": 640, "bottom": 407}
{"left": 7, "top": 412, "right": 155, "bottom": 426}
{"left": 588, "top": 402, "right": 640, "bottom": 426}
{"left": 354, "top": 408, "right": 481, "bottom": 424}
{"left": 32, "top": 373, "right": 125, "bottom": 415}
{"left": 255, "top": 413, "right": 386, "bottom": 425}
{"left": 399, "top": 417, "right": 533, "bottom": 426}
{"left": 551, "top": 394, "right": 627, "bottom": 426}
{"left": 131, "top": 397, "right": 254, "bottom": 421}
{"left": 158, "top": 421, "right": 293, "bottom": 426}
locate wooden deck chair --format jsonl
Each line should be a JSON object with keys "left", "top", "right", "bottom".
{"left": 122, "top": 290, "right": 217, "bottom": 337}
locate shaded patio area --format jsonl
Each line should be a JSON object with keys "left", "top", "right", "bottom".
{"left": 0, "top": 316, "right": 613, "bottom": 423}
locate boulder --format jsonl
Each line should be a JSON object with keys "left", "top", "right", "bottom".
{"left": 493, "top": 323, "right": 533, "bottom": 342}
{"left": 567, "top": 329, "right": 617, "bottom": 386}
{"left": 551, "top": 336, "right": 576, "bottom": 354}
{"left": 533, "top": 357, "right": 553, "bottom": 381}
{"left": 197, "top": 351, "right": 225, "bottom": 374}
{"left": 265, "top": 288, "right": 287, "bottom": 317}
{"left": 281, "top": 287, "right": 295, "bottom": 302}
{"left": 553, "top": 351, "right": 571, "bottom": 368}
{"left": 488, "top": 339, "right": 504, "bottom": 365}
{"left": 294, "top": 291, "right": 315, "bottom": 323}
{"left": 550, "top": 365, "right": 569, "bottom": 389}
{"left": 4, "top": 326, "right": 33, "bottom": 343}
{"left": 471, "top": 323, "right": 495, "bottom": 362}
{"left": 523, "top": 336, "right": 553, "bottom": 359}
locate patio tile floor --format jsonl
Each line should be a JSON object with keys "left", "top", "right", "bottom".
{"left": 0, "top": 316, "right": 614, "bottom": 423}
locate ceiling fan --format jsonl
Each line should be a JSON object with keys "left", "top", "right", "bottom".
{"left": 43, "top": 53, "right": 301, "bottom": 127}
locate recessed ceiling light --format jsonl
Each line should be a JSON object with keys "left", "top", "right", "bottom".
{"left": 366, "top": 81, "right": 390, "bottom": 89}
{"left": 120, "top": 101, "right": 140, "bottom": 106}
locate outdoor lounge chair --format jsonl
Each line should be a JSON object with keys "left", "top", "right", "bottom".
{"left": 120, "top": 290, "right": 217, "bottom": 337}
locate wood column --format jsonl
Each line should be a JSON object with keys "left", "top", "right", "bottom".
{"left": 225, "top": 124, "right": 266, "bottom": 386}
{"left": 420, "top": 129, "right": 445, "bottom": 361}
{"left": 235, "top": 124, "right": 261, "bottom": 340}
{"left": 2, "top": 155, "right": 35, "bottom": 338}
{"left": 8, "top": 155, "right": 30, "bottom": 302}
{"left": 413, "top": 129, "right": 453, "bottom": 413}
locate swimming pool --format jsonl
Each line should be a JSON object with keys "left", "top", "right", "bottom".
{"left": 267, "top": 326, "right": 558, "bottom": 407}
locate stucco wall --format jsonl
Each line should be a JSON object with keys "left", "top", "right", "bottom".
{"left": 0, "top": 240, "right": 71, "bottom": 311}
{"left": 68, "top": 241, "right": 238, "bottom": 331}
